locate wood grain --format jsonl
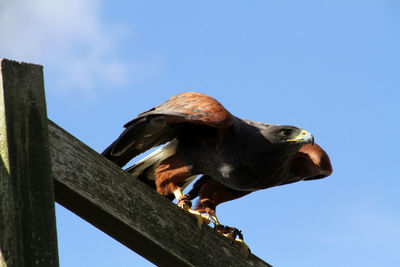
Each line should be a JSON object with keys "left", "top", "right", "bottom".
{"left": 0, "top": 58, "right": 272, "bottom": 267}
{"left": 0, "top": 59, "right": 59, "bottom": 267}
{"left": 49, "top": 120, "right": 272, "bottom": 267}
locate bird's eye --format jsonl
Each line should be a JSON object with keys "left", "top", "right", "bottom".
{"left": 281, "top": 129, "right": 292, "bottom": 136}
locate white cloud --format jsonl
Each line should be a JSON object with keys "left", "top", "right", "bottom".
{"left": 0, "top": 0, "right": 130, "bottom": 94}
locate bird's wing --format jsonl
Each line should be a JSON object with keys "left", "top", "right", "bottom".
{"left": 102, "top": 92, "right": 232, "bottom": 166}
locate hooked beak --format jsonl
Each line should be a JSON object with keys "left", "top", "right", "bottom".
{"left": 287, "top": 129, "right": 314, "bottom": 145}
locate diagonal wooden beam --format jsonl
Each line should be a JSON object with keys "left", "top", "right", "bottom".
{"left": 0, "top": 58, "right": 272, "bottom": 266}
{"left": 0, "top": 59, "right": 59, "bottom": 267}
{"left": 49, "top": 120, "right": 272, "bottom": 267}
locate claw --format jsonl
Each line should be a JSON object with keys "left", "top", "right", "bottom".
{"left": 216, "top": 225, "right": 251, "bottom": 257}
{"left": 233, "top": 238, "right": 251, "bottom": 258}
{"left": 174, "top": 190, "right": 252, "bottom": 256}
{"left": 208, "top": 214, "right": 219, "bottom": 228}
{"left": 174, "top": 189, "right": 210, "bottom": 229}
{"left": 185, "top": 207, "right": 210, "bottom": 229}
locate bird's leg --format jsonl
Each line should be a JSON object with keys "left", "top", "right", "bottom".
{"left": 206, "top": 209, "right": 220, "bottom": 228}
{"left": 206, "top": 208, "right": 251, "bottom": 256}
{"left": 173, "top": 188, "right": 210, "bottom": 229}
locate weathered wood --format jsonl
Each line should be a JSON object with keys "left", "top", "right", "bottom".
{"left": 0, "top": 59, "right": 59, "bottom": 267}
{"left": 49, "top": 120, "right": 272, "bottom": 267}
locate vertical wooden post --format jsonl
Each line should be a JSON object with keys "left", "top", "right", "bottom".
{"left": 0, "top": 59, "right": 59, "bottom": 267}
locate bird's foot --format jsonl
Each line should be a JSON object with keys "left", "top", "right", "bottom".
{"left": 214, "top": 224, "right": 243, "bottom": 240}
{"left": 177, "top": 194, "right": 210, "bottom": 229}
{"left": 177, "top": 193, "right": 192, "bottom": 209}
{"left": 215, "top": 225, "right": 251, "bottom": 257}
{"left": 185, "top": 207, "right": 211, "bottom": 230}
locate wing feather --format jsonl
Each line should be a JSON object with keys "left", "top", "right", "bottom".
{"left": 102, "top": 92, "right": 232, "bottom": 166}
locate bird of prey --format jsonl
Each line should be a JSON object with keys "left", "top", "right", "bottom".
{"left": 102, "top": 92, "right": 332, "bottom": 252}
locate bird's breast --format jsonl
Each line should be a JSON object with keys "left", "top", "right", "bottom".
{"left": 176, "top": 129, "right": 292, "bottom": 191}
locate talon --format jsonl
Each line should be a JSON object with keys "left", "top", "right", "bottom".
{"left": 233, "top": 238, "right": 251, "bottom": 257}
{"left": 236, "top": 229, "right": 244, "bottom": 240}
{"left": 196, "top": 204, "right": 252, "bottom": 257}
{"left": 185, "top": 207, "right": 210, "bottom": 229}
{"left": 216, "top": 225, "right": 251, "bottom": 256}
{"left": 208, "top": 214, "right": 219, "bottom": 228}
{"left": 174, "top": 189, "right": 210, "bottom": 229}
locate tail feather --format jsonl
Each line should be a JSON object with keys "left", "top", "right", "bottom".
{"left": 124, "top": 139, "right": 198, "bottom": 201}
{"left": 102, "top": 113, "right": 199, "bottom": 201}
{"left": 125, "top": 138, "right": 178, "bottom": 178}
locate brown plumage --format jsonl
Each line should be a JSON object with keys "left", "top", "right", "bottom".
{"left": 102, "top": 92, "right": 332, "bottom": 251}
{"left": 189, "top": 143, "right": 332, "bottom": 213}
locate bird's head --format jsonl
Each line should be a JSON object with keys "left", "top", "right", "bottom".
{"left": 261, "top": 125, "right": 314, "bottom": 149}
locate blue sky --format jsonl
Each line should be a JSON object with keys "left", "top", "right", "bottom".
{"left": 1, "top": 1, "right": 400, "bottom": 266}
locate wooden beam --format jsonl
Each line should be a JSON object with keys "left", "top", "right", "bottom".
{"left": 0, "top": 59, "right": 59, "bottom": 267}
{"left": 49, "top": 120, "right": 272, "bottom": 267}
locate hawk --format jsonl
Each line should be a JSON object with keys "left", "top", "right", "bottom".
{"left": 102, "top": 92, "right": 332, "bottom": 253}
